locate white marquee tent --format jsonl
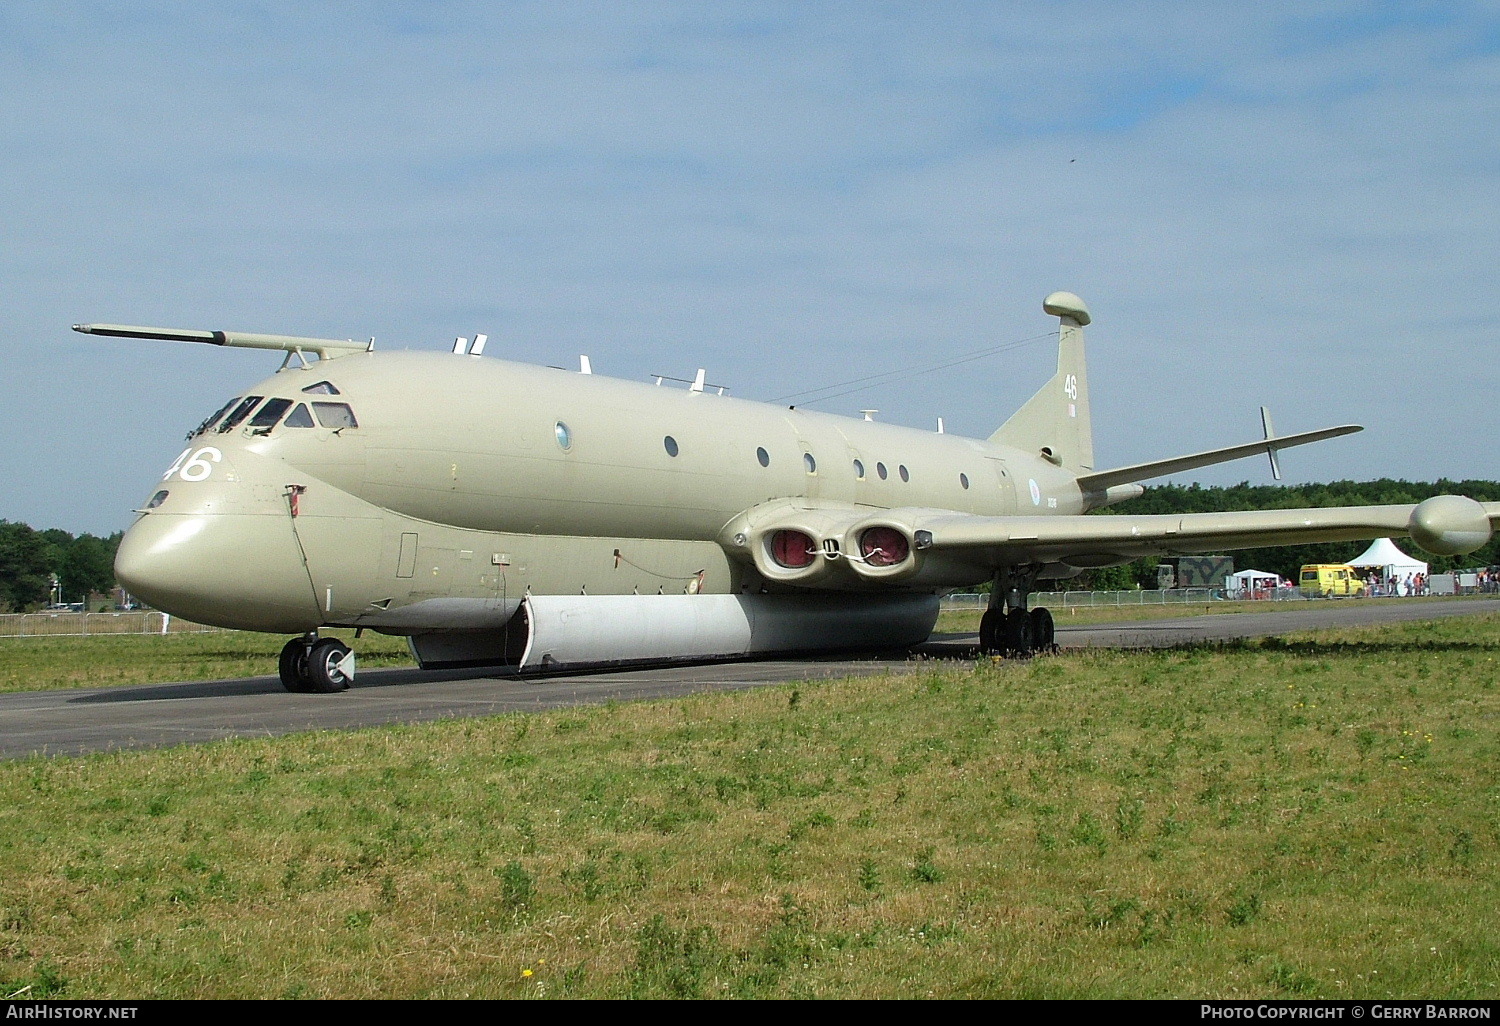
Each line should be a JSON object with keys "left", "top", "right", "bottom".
{"left": 1227, "top": 568, "right": 1287, "bottom": 596}
{"left": 1348, "top": 537, "right": 1427, "bottom": 580}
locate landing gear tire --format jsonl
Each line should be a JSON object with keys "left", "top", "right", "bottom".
{"left": 305, "top": 638, "right": 354, "bottom": 693}
{"left": 1029, "top": 607, "right": 1055, "bottom": 653}
{"left": 979, "top": 608, "right": 1002, "bottom": 654}
{"left": 278, "top": 638, "right": 313, "bottom": 693}
{"left": 1003, "top": 607, "right": 1034, "bottom": 657}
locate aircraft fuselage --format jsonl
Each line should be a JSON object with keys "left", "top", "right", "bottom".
{"left": 115, "top": 350, "right": 1082, "bottom": 635}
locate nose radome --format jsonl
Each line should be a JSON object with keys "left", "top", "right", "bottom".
{"left": 115, "top": 510, "right": 321, "bottom": 632}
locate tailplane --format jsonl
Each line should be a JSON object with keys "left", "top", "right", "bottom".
{"left": 989, "top": 291, "right": 1094, "bottom": 473}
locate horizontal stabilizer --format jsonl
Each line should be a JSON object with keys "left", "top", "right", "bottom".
{"left": 73, "top": 323, "right": 372, "bottom": 360}
{"left": 1076, "top": 424, "right": 1362, "bottom": 492}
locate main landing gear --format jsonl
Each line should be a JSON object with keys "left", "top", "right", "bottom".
{"left": 977, "top": 566, "right": 1056, "bottom": 658}
{"left": 279, "top": 634, "right": 355, "bottom": 693}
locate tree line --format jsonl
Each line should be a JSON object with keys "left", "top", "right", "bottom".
{"left": 0, "top": 521, "right": 121, "bottom": 611}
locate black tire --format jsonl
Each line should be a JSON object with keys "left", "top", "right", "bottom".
{"left": 278, "top": 638, "right": 313, "bottom": 693}
{"left": 306, "top": 638, "right": 353, "bottom": 693}
{"left": 979, "top": 608, "right": 1001, "bottom": 654}
{"left": 1029, "top": 607, "right": 1055, "bottom": 652}
{"left": 1003, "top": 607, "right": 1033, "bottom": 656}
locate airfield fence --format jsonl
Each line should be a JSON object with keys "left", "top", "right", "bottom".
{"left": 940, "top": 588, "right": 1312, "bottom": 609}
{"left": 0, "top": 611, "right": 223, "bottom": 639}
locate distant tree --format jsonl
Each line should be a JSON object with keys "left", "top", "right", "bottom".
{"left": 0, "top": 521, "right": 53, "bottom": 611}
{"left": 0, "top": 522, "right": 123, "bottom": 611}
{"left": 55, "top": 532, "right": 120, "bottom": 603}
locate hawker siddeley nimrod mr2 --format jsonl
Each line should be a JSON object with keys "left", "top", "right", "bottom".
{"left": 77, "top": 293, "right": 1500, "bottom": 693}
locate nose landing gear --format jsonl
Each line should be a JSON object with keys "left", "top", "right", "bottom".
{"left": 278, "top": 635, "right": 355, "bottom": 693}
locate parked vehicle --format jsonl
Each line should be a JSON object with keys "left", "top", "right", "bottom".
{"left": 1299, "top": 564, "right": 1362, "bottom": 597}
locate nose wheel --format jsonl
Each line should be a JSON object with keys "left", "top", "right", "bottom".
{"left": 278, "top": 636, "right": 354, "bottom": 693}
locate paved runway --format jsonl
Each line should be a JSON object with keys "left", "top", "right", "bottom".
{"left": 4, "top": 598, "right": 1497, "bottom": 760}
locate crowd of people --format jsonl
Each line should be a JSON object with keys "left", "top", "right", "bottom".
{"left": 1365, "top": 567, "right": 1498, "bottom": 596}
{"left": 1364, "top": 572, "right": 1426, "bottom": 597}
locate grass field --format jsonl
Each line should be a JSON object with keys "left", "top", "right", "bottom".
{"left": 1, "top": 613, "right": 1496, "bottom": 999}
{"left": 0, "top": 597, "right": 1469, "bottom": 694}
{"left": 0, "top": 630, "right": 414, "bottom": 694}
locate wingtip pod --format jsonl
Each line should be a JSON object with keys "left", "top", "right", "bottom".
{"left": 1407, "top": 495, "right": 1493, "bottom": 556}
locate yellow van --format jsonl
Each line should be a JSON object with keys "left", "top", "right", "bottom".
{"left": 1299, "top": 564, "right": 1362, "bottom": 598}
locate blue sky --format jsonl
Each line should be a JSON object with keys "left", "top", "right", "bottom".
{"left": 2, "top": 2, "right": 1497, "bottom": 535}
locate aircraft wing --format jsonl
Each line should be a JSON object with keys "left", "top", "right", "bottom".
{"left": 723, "top": 495, "right": 1499, "bottom": 588}
{"left": 898, "top": 496, "right": 1500, "bottom": 570}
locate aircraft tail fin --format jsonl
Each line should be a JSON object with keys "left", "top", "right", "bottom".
{"left": 988, "top": 292, "right": 1094, "bottom": 473}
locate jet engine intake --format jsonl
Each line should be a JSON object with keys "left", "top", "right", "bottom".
{"left": 843, "top": 518, "right": 923, "bottom": 582}
{"left": 719, "top": 501, "right": 871, "bottom": 587}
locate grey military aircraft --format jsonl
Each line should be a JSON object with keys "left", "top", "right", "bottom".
{"left": 75, "top": 292, "right": 1500, "bottom": 693}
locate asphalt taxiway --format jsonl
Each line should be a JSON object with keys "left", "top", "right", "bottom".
{"left": 3, "top": 598, "right": 1497, "bottom": 759}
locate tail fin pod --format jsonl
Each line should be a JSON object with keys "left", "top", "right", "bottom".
{"left": 988, "top": 291, "right": 1094, "bottom": 473}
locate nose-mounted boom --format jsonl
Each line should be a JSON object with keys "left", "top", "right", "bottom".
{"left": 72, "top": 323, "right": 372, "bottom": 366}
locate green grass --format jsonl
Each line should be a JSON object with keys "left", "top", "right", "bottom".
{"left": 1, "top": 615, "right": 1496, "bottom": 998}
{"left": 935, "top": 595, "right": 1486, "bottom": 634}
{"left": 0, "top": 630, "right": 414, "bottom": 693}
{"left": 0, "top": 598, "right": 1471, "bottom": 694}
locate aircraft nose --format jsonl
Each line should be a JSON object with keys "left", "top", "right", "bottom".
{"left": 115, "top": 511, "right": 321, "bottom": 632}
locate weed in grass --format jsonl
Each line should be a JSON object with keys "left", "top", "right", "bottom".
{"left": 1267, "top": 959, "right": 1319, "bottom": 996}
{"left": 1448, "top": 830, "right": 1475, "bottom": 867}
{"left": 496, "top": 861, "right": 533, "bottom": 911}
{"left": 1114, "top": 796, "right": 1145, "bottom": 840}
{"left": 910, "top": 847, "right": 943, "bottom": 883}
{"left": 858, "top": 858, "right": 881, "bottom": 892}
{"left": 2, "top": 959, "right": 67, "bottom": 999}
{"left": 630, "top": 915, "right": 725, "bottom": 999}
{"left": 1226, "top": 891, "right": 1263, "bottom": 927}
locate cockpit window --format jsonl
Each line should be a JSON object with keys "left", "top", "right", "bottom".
{"left": 248, "top": 398, "right": 294, "bottom": 430}
{"left": 284, "top": 403, "right": 315, "bottom": 428}
{"left": 301, "top": 380, "right": 341, "bottom": 395}
{"left": 312, "top": 402, "right": 358, "bottom": 429}
{"left": 190, "top": 397, "right": 240, "bottom": 438}
{"left": 217, "top": 396, "right": 264, "bottom": 433}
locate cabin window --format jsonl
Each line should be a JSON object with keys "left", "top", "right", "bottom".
{"left": 899, "top": 464, "right": 910, "bottom": 483}
{"left": 853, "top": 459, "right": 865, "bottom": 479}
{"left": 756, "top": 446, "right": 770, "bottom": 467}
{"left": 312, "top": 402, "right": 358, "bottom": 429}
{"left": 284, "top": 404, "right": 315, "bottom": 428}
{"left": 959, "top": 472, "right": 970, "bottom": 490}
{"left": 217, "top": 396, "right": 264, "bottom": 433}
{"left": 664, "top": 435, "right": 679, "bottom": 457}
{"left": 248, "top": 398, "right": 293, "bottom": 430}
{"left": 803, "top": 453, "right": 816, "bottom": 474}
{"left": 191, "top": 397, "right": 239, "bottom": 438}
{"left": 301, "top": 380, "right": 341, "bottom": 395}
{"left": 555, "top": 421, "right": 572, "bottom": 451}
{"left": 876, "top": 462, "right": 888, "bottom": 480}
